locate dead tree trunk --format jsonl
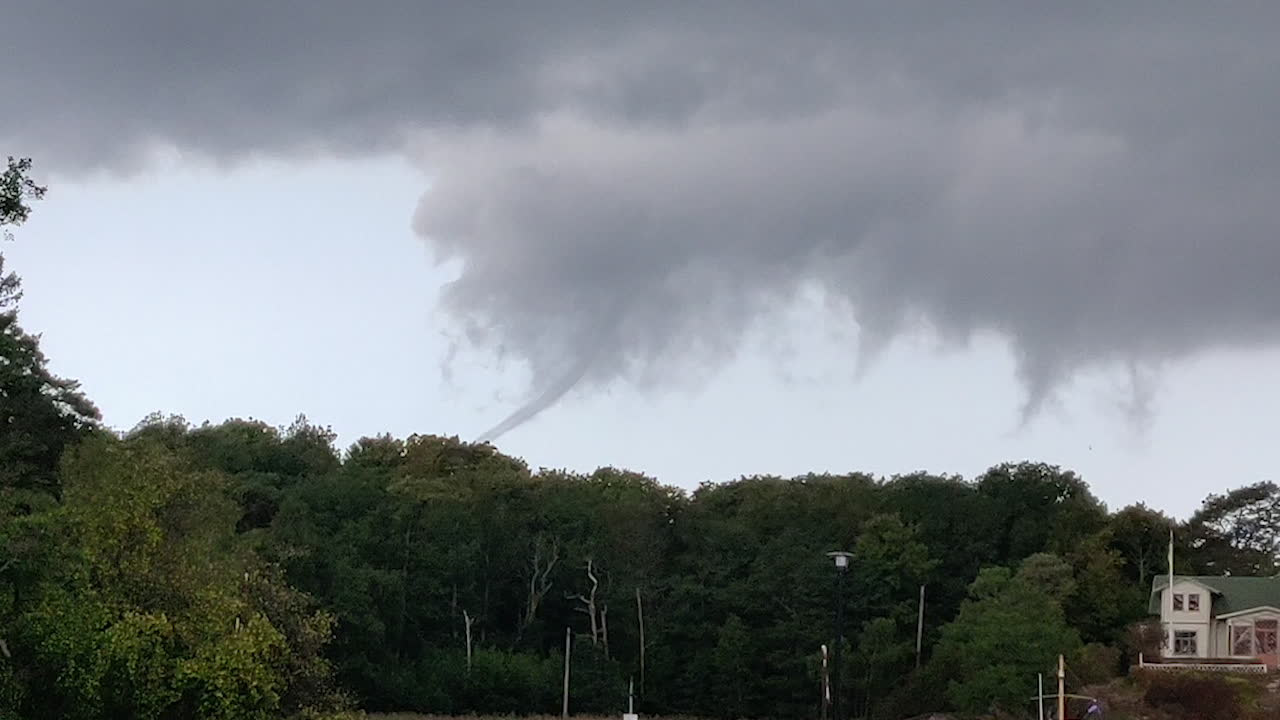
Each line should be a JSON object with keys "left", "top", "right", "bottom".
{"left": 517, "top": 536, "right": 559, "bottom": 644}
{"left": 568, "top": 558, "right": 603, "bottom": 647}
{"left": 463, "top": 609, "right": 474, "bottom": 672}
{"left": 601, "top": 604, "right": 610, "bottom": 659}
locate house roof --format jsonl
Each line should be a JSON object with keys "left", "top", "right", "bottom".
{"left": 1149, "top": 575, "right": 1280, "bottom": 616}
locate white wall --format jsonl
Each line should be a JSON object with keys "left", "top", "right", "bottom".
{"left": 1161, "top": 580, "right": 1214, "bottom": 658}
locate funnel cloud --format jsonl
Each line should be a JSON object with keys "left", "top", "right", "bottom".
{"left": 5, "top": 4, "right": 1280, "bottom": 437}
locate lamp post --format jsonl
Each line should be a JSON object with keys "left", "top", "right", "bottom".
{"left": 827, "top": 551, "right": 853, "bottom": 720}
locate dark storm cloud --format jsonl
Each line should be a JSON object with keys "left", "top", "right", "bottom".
{"left": 5, "top": 3, "right": 1280, "bottom": 435}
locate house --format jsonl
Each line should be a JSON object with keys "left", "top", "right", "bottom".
{"left": 1149, "top": 575, "right": 1280, "bottom": 667}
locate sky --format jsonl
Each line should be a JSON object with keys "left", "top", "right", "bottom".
{"left": 4, "top": 3, "right": 1280, "bottom": 518}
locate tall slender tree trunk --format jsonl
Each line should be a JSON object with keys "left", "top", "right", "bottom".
{"left": 601, "top": 605, "right": 610, "bottom": 659}
{"left": 398, "top": 524, "right": 412, "bottom": 659}
{"left": 636, "top": 587, "right": 646, "bottom": 692}
{"left": 463, "top": 609, "right": 474, "bottom": 672}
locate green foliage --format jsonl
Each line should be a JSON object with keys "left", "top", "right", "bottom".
{"left": 711, "top": 614, "right": 752, "bottom": 718}
{"left": 0, "top": 258, "right": 100, "bottom": 502}
{"left": 1185, "top": 482, "right": 1280, "bottom": 575}
{"left": 853, "top": 617, "right": 914, "bottom": 720}
{"left": 1, "top": 156, "right": 98, "bottom": 505}
{"left": 1, "top": 157, "right": 46, "bottom": 234}
{"left": 1108, "top": 503, "right": 1176, "bottom": 586}
{"left": 1, "top": 435, "right": 339, "bottom": 719}
{"left": 931, "top": 564, "right": 1081, "bottom": 715}
{"left": 1140, "top": 671, "right": 1251, "bottom": 720}
{"left": 1069, "top": 642, "right": 1122, "bottom": 686}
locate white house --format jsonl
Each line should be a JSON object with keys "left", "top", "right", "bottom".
{"left": 1149, "top": 575, "right": 1280, "bottom": 667}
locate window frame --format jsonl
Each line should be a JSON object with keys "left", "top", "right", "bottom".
{"left": 1255, "top": 619, "right": 1278, "bottom": 655}
{"left": 1187, "top": 593, "right": 1200, "bottom": 611}
{"left": 1231, "top": 623, "right": 1254, "bottom": 656}
{"left": 1173, "top": 593, "right": 1184, "bottom": 611}
{"left": 1173, "top": 630, "right": 1197, "bottom": 655}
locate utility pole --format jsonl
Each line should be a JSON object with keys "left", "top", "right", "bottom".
{"left": 1057, "top": 655, "right": 1065, "bottom": 720}
{"left": 915, "top": 584, "right": 925, "bottom": 668}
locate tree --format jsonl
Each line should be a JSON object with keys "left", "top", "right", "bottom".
{"left": 711, "top": 614, "right": 752, "bottom": 718}
{"left": 6, "top": 435, "right": 339, "bottom": 719}
{"left": 1, "top": 157, "right": 45, "bottom": 235}
{"left": 1108, "top": 504, "right": 1176, "bottom": 586}
{"left": 976, "top": 462, "right": 1107, "bottom": 564}
{"left": 931, "top": 565, "right": 1081, "bottom": 715}
{"left": 0, "top": 159, "right": 99, "bottom": 503}
{"left": 1017, "top": 552, "right": 1076, "bottom": 602}
{"left": 851, "top": 514, "right": 936, "bottom": 628}
{"left": 1065, "top": 534, "right": 1146, "bottom": 645}
{"left": 853, "top": 617, "right": 913, "bottom": 720}
{"left": 1185, "top": 482, "right": 1280, "bottom": 575}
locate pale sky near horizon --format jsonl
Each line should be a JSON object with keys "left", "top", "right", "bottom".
{"left": 5, "top": 4, "right": 1280, "bottom": 519}
{"left": 9, "top": 156, "right": 1276, "bottom": 520}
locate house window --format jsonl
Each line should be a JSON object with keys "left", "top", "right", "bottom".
{"left": 1256, "top": 620, "right": 1278, "bottom": 655}
{"left": 1173, "top": 630, "right": 1197, "bottom": 655}
{"left": 1187, "top": 593, "right": 1200, "bottom": 611}
{"left": 1232, "top": 624, "right": 1253, "bottom": 656}
{"left": 1173, "top": 593, "right": 1184, "bottom": 611}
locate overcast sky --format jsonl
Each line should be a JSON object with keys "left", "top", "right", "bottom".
{"left": 4, "top": 3, "right": 1279, "bottom": 517}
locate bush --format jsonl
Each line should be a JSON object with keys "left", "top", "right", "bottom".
{"left": 1123, "top": 620, "right": 1164, "bottom": 665}
{"left": 1141, "top": 671, "right": 1245, "bottom": 720}
{"left": 1070, "top": 643, "right": 1122, "bottom": 686}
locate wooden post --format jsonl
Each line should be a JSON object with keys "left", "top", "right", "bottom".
{"left": 562, "top": 627, "right": 572, "bottom": 719}
{"left": 1057, "top": 655, "right": 1065, "bottom": 720}
{"left": 915, "top": 584, "right": 925, "bottom": 668}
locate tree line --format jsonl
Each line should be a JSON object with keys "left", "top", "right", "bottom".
{"left": 4, "top": 157, "right": 1280, "bottom": 719}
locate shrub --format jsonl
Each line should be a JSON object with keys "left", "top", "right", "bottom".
{"left": 1141, "top": 671, "right": 1243, "bottom": 720}
{"left": 1123, "top": 620, "right": 1164, "bottom": 664}
{"left": 1070, "top": 643, "right": 1122, "bottom": 686}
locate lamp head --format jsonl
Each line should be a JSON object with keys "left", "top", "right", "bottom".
{"left": 827, "top": 551, "right": 853, "bottom": 571}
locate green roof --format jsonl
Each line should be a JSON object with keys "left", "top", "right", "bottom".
{"left": 1149, "top": 575, "right": 1280, "bottom": 616}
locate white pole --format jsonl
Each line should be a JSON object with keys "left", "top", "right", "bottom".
{"left": 1168, "top": 529, "right": 1175, "bottom": 658}
{"left": 1038, "top": 673, "right": 1045, "bottom": 720}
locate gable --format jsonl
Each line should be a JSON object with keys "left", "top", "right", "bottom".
{"left": 1150, "top": 575, "right": 1280, "bottom": 615}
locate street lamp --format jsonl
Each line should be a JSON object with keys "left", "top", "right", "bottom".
{"left": 827, "top": 551, "right": 853, "bottom": 720}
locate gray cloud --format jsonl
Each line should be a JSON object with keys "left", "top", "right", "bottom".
{"left": 5, "top": 3, "right": 1280, "bottom": 435}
